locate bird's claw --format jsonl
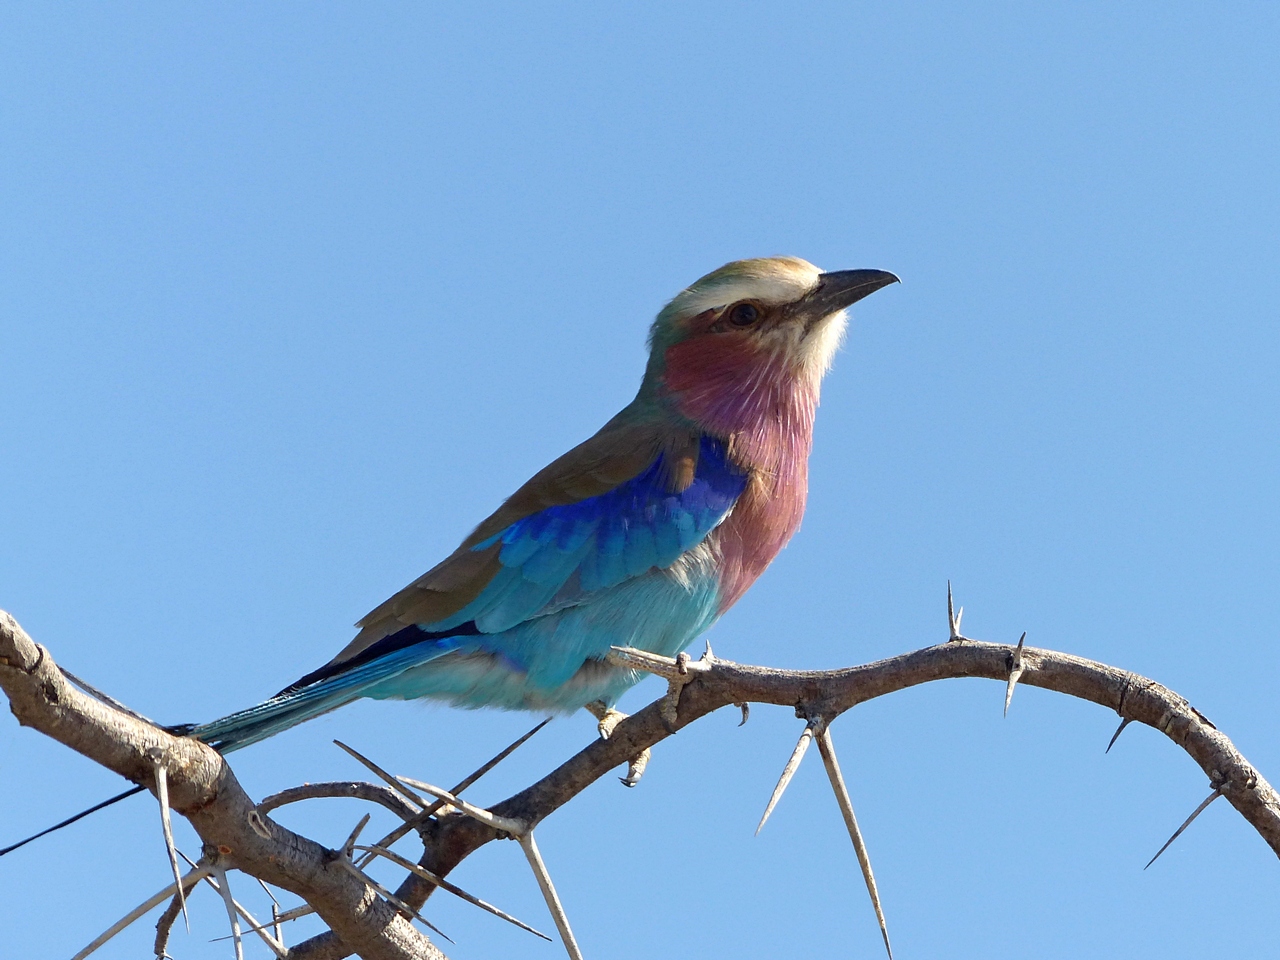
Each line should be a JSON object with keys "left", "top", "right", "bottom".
{"left": 584, "top": 701, "right": 651, "bottom": 786}
{"left": 619, "top": 749, "right": 650, "bottom": 787}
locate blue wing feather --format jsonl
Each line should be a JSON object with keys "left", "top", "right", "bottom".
{"left": 438, "top": 435, "right": 746, "bottom": 633}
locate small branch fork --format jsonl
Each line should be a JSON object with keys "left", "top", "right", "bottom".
{"left": 4, "top": 592, "right": 1280, "bottom": 960}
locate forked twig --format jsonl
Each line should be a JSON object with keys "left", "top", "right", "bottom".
{"left": 342, "top": 813, "right": 371, "bottom": 858}
{"left": 756, "top": 722, "right": 815, "bottom": 835}
{"left": 352, "top": 718, "right": 549, "bottom": 868}
{"left": 816, "top": 724, "right": 893, "bottom": 960}
{"left": 255, "top": 879, "right": 283, "bottom": 946}
{"left": 395, "top": 776, "right": 585, "bottom": 959}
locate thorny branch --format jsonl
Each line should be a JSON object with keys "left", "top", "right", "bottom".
{"left": 2, "top": 605, "right": 1278, "bottom": 960}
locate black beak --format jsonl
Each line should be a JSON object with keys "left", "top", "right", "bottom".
{"left": 801, "top": 269, "right": 899, "bottom": 323}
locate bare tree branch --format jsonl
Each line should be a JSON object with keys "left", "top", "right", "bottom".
{"left": 5, "top": 606, "right": 1278, "bottom": 960}
{"left": 0, "top": 611, "right": 448, "bottom": 960}
{"left": 258, "top": 782, "right": 422, "bottom": 822}
{"left": 288, "top": 639, "right": 1280, "bottom": 960}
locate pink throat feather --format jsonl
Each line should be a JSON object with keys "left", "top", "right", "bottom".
{"left": 661, "top": 337, "right": 819, "bottom": 611}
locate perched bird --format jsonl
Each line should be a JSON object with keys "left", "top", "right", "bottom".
{"left": 193, "top": 257, "right": 897, "bottom": 752}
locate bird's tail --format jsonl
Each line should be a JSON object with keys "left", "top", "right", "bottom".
{"left": 1, "top": 632, "right": 465, "bottom": 857}
{"left": 189, "top": 636, "right": 464, "bottom": 752}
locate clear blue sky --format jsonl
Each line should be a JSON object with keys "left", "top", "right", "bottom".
{"left": 2, "top": 4, "right": 1277, "bottom": 958}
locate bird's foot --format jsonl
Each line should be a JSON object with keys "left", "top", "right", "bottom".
{"left": 584, "top": 701, "right": 651, "bottom": 787}
{"left": 585, "top": 700, "right": 626, "bottom": 739}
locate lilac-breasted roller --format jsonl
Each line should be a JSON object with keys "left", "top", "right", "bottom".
{"left": 193, "top": 257, "right": 898, "bottom": 751}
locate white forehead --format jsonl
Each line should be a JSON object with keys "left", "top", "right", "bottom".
{"left": 665, "top": 256, "right": 823, "bottom": 317}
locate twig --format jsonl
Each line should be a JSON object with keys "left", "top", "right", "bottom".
{"left": 154, "top": 887, "right": 184, "bottom": 959}
{"left": 256, "top": 879, "right": 283, "bottom": 945}
{"left": 342, "top": 814, "right": 372, "bottom": 859}
{"left": 389, "top": 777, "right": 582, "bottom": 958}
{"left": 259, "top": 781, "right": 421, "bottom": 821}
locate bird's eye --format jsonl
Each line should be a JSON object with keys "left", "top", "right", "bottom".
{"left": 727, "top": 302, "right": 759, "bottom": 327}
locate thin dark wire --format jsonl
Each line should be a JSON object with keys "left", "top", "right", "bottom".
{"left": 0, "top": 785, "right": 145, "bottom": 857}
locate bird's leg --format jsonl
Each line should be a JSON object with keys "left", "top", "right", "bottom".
{"left": 584, "top": 701, "right": 651, "bottom": 787}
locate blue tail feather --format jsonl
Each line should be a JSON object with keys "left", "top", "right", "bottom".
{"left": 191, "top": 635, "right": 465, "bottom": 752}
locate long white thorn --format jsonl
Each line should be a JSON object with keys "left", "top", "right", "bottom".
{"left": 71, "top": 862, "right": 210, "bottom": 960}
{"left": 815, "top": 725, "right": 893, "bottom": 960}
{"left": 211, "top": 865, "right": 244, "bottom": 960}
{"left": 150, "top": 754, "right": 189, "bottom": 930}
{"left": 255, "top": 878, "right": 284, "bottom": 947}
{"left": 1144, "top": 785, "right": 1225, "bottom": 870}
{"left": 756, "top": 724, "right": 814, "bottom": 835}
{"left": 342, "top": 813, "right": 371, "bottom": 859}
{"left": 179, "top": 850, "right": 288, "bottom": 959}
{"left": 520, "top": 831, "right": 585, "bottom": 960}
{"left": 334, "top": 740, "right": 428, "bottom": 809}
{"left": 358, "top": 843, "right": 551, "bottom": 941}
{"left": 336, "top": 857, "right": 453, "bottom": 943}
{"left": 395, "top": 776, "right": 527, "bottom": 836}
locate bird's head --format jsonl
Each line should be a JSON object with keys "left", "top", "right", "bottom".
{"left": 643, "top": 256, "right": 898, "bottom": 435}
